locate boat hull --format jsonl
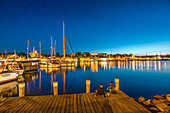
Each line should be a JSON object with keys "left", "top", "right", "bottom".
{"left": 0, "top": 73, "right": 18, "bottom": 84}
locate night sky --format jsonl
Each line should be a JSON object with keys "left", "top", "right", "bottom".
{"left": 0, "top": 0, "right": 170, "bottom": 55}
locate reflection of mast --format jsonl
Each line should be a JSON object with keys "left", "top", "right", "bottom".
{"left": 63, "top": 70, "right": 66, "bottom": 94}
{"left": 63, "top": 21, "right": 66, "bottom": 59}
{"left": 51, "top": 73, "right": 53, "bottom": 94}
{"left": 39, "top": 71, "right": 41, "bottom": 91}
{"left": 27, "top": 82, "right": 29, "bottom": 95}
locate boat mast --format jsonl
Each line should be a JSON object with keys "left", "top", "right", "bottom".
{"left": 54, "top": 40, "right": 56, "bottom": 56}
{"left": 63, "top": 21, "right": 66, "bottom": 59}
{"left": 39, "top": 41, "right": 41, "bottom": 58}
{"left": 51, "top": 36, "right": 53, "bottom": 57}
{"left": 27, "top": 40, "right": 29, "bottom": 60}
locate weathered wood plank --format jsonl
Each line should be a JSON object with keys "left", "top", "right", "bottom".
{"left": 0, "top": 97, "right": 18, "bottom": 112}
{"left": 73, "top": 94, "right": 77, "bottom": 113}
{"left": 61, "top": 94, "right": 67, "bottom": 113}
{"left": 41, "top": 96, "right": 53, "bottom": 112}
{"left": 52, "top": 94, "right": 62, "bottom": 113}
{"left": 47, "top": 95, "right": 58, "bottom": 113}
{"left": 65, "top": 94, "right": 70, "bottom": 113}
{"left": 77, "top": 94, "right": 82, "bottom": 113}
{"left": 35, "top": 96, "right": 52, "bottom": 113}
{"left": 85, "top": 94, "right": 95, "bottom": 113}
{"left": 83, "top": 93, "right": 91, "bottom": 113}
{"left": 18, "top": 96, "right": 38, "bottom": 113}
{"left": 80, "top": 94, "right": 86, "bottom": 113}
{"left": 56, "top": 95, "right": 64, "bottom": 113}
{"left": 88, "top": 93, "right": 103, "bottom": 113}
{"left": 0, "top": 91, "right": 151, "bottom": 113}
{"left": 70, "top": 94, "right": 74, "bottom": 113}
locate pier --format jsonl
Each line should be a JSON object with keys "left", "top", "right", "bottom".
{"left": 0, "top": 91, "right": 151, "bottom": 113}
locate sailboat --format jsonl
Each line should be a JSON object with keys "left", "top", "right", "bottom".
{"left": 59, "top": 21, "right": 75, "bottom": 67}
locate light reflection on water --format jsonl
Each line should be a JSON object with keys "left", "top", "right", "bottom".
{"left": 1, "top": 60, "right": 170, "bottom": 99}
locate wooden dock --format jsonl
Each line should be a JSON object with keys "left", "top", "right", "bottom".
{"left": 0, "top": 91, "right": 151, "bottom": 113}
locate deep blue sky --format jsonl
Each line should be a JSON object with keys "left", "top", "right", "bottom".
{"left": 0, "top": 0, "right": 170, "bottom": 55}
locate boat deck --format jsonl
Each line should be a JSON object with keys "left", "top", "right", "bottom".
{"left": 0, "top": 91, "right": 151, "bottom": 113}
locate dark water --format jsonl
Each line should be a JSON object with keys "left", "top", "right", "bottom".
{"left": 1, "top": 61, "right": 170, "bottom": 99}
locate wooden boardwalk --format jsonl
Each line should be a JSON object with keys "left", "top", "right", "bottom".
{"left": 0, "top": 91, "right": 151, "bottom": 113}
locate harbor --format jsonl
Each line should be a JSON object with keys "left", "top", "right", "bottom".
{"left": 1, "top": 0, "right": 170, "bottom": 112}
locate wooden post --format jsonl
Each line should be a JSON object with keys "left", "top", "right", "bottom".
{"left": 86, "top": 80, "right": 90, "bottom": 93}
{"left": 115, "top": 78, "right": 119, "bottom": 91}
{"left": 53, "top": 82, "right": 58, "bottom": 95}
{"left": 19, "top": 82, "right": 25, "bottom": 97}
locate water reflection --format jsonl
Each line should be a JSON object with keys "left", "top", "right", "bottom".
{"left": 0, "top": 81, "right": 18, "bottom": 97}
{"left": 78, "top": 60, "right": 170, "bottom": 72}
{"left": 1, "top": 60, "right": 170, "bottom": 98}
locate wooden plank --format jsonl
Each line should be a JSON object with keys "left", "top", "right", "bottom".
{"left": 47, "top": 95, "right": 58, "bottom": 113}
{"left": 85, "top": 94, "right": 95, "bottom": 113}
{"left": 70, "top": 94, "right": 74, "bottom": 113}
{"left": 77, "top": 94, "right": 82, "bottom": 113}
{"left": 30, "top": 96, "right": 46, "bottom": 113}
{"left": 18, "top": 96, "right": 38, "bottom": 113}
{"left": 80, "top": 94, "right": 86, "bottom": 113}
{"left": 0, "top": 91, "right": 151, "bottom": 113}
{"left": 82, "top": 93, "right": 91, "bottom": 113}
{"left": 41, "top": 95, "right": 53, "bottom": 112}
{"left": 114, "top": 93, "right": 143, "bottom": 112}
{"left": 73, "top": 94, "right": 77, "bottom": 113}
{"left": 35, "top": 96, "right": 52, "bottom": 113}
{"left": 0, "top": 97, "right": 18, "bottom": 112}
{"left": 88, "top": 93, "right": 103, "bottom": 113}
{"left": 119, "top": 91, "right": 151, "bottom": 112}
{"left": 52, "top": 95, "right": 62, "bottom": 113}
{"left": 23, "top": 96, "right": 41, "bottom": 112}
{"left": 95, "top": 95, "right": 109, "bottom": 113}
{"left": 13, "top": 96, "right": 40, "bottom": 113}
{"left": 61, "top": 94, "right": 67, "bottom": 113}
{"left": 43, "top": 95, "right": 56, "bottom": 113}
{"left": 1, "top": 97, "right": 26, "bottom": 112}
{"left": 65, "top": 94, "right": 70, "bottom": 113}
{"left": 109, "top": 93, "right": 132, "bottom": 113}
{"left": 56, "top": 95, "right": 65, "bottom": 113}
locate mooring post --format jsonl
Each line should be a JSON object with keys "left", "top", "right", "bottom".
{"left": 86, "top": 80, "right": 90, "bottom": 93}
{"left": 115, "top": 78, "right": 119, "bottom": 91}
{"left": 19, "top": 82, "right": 25, "bottom": 97}
{"left": 53, "top": 82, "right": 58, "bottom": 95}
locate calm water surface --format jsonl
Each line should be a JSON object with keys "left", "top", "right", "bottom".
{"left": 1, "top": 60, "right": 170, "bottom": 99}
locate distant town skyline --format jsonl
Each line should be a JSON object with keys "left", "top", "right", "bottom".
{"left": 0, "top": 0, "right": 170, "bottom": 55}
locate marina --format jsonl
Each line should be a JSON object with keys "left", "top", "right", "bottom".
{"left": 1, "top": 0, "right": 170, "bottom": 112}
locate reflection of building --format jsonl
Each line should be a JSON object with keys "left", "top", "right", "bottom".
{"left": 91, "top": 61, "right": 98, "bottom": 72}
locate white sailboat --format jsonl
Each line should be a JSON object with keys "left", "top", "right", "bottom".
{"left": 59, "top": 21, "right": 75, "bottom": 67}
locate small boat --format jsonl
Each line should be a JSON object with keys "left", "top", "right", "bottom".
{"left": 0, "top": 72, "right": 18, "bottom": 84}
{"left": 12, "top": 65, "right": 25, "bottom": 75}
{"left": 40, "top": 60, "right": 60, "bottom": 68}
